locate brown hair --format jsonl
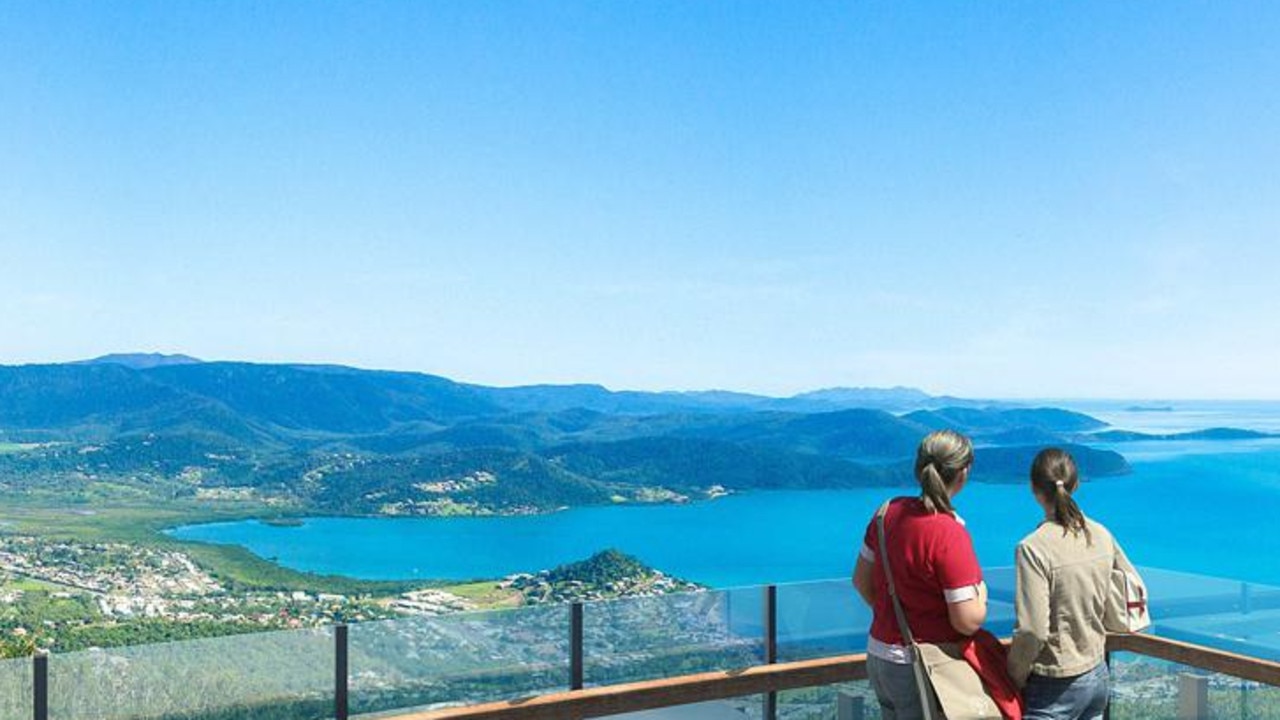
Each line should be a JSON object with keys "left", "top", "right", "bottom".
{"left": 914, "top": 430, "right": 973, "bottom": 514}
{"left": 1030, "top": 447, "right": 1091, "bottom": 544}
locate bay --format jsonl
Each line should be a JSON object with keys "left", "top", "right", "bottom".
{"left": 169, "top": 437, "right": 1280, "bottom": 588}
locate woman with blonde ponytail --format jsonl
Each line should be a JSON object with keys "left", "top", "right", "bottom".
{"left": 852, "top": 430, "right": 989, "bottom": 718}
{"left": 1009, "top": 448, "right": 1143, "bottom": 719}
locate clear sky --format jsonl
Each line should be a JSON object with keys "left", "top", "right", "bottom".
{"left": 2, "top": 2, "right": 1278, "bottom": 399}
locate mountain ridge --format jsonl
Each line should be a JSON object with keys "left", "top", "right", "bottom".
{"left": 0, "top": 357, "right": 1150, "bottom": 516}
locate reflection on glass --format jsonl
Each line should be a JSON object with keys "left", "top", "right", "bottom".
{"left": 777, "top": 579, "right": 868, "bottom": 662}
{"left": 584, "top": 587, "right": 763, "bottom": 686}
{"left": 47, "top": 627, "right": 332, "bottom": 720}
{"left": 781, "top": 682, "right": 880, "bottom": 720}
{"left": 1107, "top": 652, "right": 1280, "bottom": 720}
{"left": 0, "top": 656, "right": 32, "bottom": 719}
{"left": 349, "top": 604, "right": 569, "bottom": 716}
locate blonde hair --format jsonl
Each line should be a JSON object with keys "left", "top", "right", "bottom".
{"left": 914, "top": 429, "right": 973, "bottom": 514}
{"left": 1030, "top": 447, "right": 1092, "bottom": 544}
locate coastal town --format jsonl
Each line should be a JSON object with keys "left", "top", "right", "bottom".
{"left": 0, "top": 535, "right": 703, "bottom": 655}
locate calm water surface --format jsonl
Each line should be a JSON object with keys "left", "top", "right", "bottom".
{"left": 170, "top": 435, "right": 1280, "bottom": 587}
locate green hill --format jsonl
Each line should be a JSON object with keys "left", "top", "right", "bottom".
{"left": 545, "top": 549, "right": 655, "bottom": 585}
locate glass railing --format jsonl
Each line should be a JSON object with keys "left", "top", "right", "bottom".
{"left": 583, "top": 586, "right": 763, "bottom": 686}
{"left": 775, "top": 575, "right": 1017, "bottom": 663}
{"left": 46, "top": 626, "right": 333, "bottom": 720}
{"left": 0, "top": 655, "right": 32, "bottom": 718}
{"left": 10, "top": 566, "right": 1280, "bottom": 719}
{"left": 348, "top": 603, "right": 569, "bottom": 717}
{"left": 1107, "top": 652, "right": 1280, "bottom": 720}
{"left": 1139, "top": 567, "right": 1280, "bottom": 661}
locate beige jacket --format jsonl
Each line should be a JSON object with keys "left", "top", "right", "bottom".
{"left": 1007, "top": 517, "right": 1138, "bottom": 686}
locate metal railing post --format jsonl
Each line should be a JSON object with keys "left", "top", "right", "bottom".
{"left": 335, "top": 624, "right": 349, "bottom": 720}
{"left": 763, "top": 584, "right": 777, "bottom": 720}
{"left": 571, "top": 602, "right": 584, "bottom": 691}
{"left": 1178, "top": 673, "right": 1209, "bottom": 720}
{"left": 33, "top": 650, "right": 48, "bottom": 720}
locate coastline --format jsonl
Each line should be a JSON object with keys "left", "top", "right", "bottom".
{"left": 7, "top": 433, "right": 1279, "bottom": 596}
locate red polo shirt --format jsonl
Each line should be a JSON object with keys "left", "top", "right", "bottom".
{"left": 861, "top": 497, "right": 983, "bottom": 645}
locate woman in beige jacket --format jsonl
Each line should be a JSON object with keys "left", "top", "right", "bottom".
{"left": 1008, "top": 448, "right": 1142, "bottom": 720}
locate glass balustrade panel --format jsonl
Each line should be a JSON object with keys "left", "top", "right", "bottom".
{"left": 780, "top": 682, "right": 879, "bottom": 720}
{"left": 0, "top": 655, "right": 32, "bottom": 719}
{"left": 47, "top": 626, "right": 333, "bottom": 720}
{"left": 776, "top": 579, "right": 868, "bottom": 662}
{"left": 349, "top": 603, "right": 569, "bottom": 717}
{"left": 1107, "top": 651, "right": 1280, "bottom": 720}
{"left": 584, "top": 587, "right": 764, "bottom": 687}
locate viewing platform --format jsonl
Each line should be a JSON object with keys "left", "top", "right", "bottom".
{"left": 4, "top": 567, "right": 1280, "bottom": 719}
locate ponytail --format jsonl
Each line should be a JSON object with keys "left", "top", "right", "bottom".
{"left": 914, "top": 430, "right": 972, "bottom": 515}
{"left": 1031, "top": 448, "right": 1092, "bottom": 545}
{"left": 918, "top": 461, "right": 954, "bottom": 514}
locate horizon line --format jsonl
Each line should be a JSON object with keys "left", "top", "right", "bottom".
{"left": 4, "top": 352, "right": 1280, "bottom": 405}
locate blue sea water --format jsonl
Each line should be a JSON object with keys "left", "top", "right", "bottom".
{"left": 169, "top": 432, "right": 1280, "bottom": 588}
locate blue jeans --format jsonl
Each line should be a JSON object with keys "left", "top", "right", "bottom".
{"left": 1022, "top": 662, "right": 1110, "bottom": 720}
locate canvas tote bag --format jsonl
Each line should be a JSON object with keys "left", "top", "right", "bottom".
{"left": 875, "top": 502, "right": 1002, "bottom": 720}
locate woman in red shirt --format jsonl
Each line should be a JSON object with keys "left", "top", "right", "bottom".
{"left": 852, "top": 429, "right": 990, "bottom": 719}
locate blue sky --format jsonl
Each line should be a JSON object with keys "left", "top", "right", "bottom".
{"left": 2, "top": 2, "right": 1278, "bottom": 398}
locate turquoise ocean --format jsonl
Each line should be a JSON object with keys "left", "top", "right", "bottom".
{"left": 169, "top": 402, "right": 1280, "bottom": 588}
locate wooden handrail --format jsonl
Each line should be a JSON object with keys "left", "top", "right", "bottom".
{"left": 1107, "top": 632, "right": 1280, "bottom": 687}
{"left": 389, "top": 653, "right": 869, "bottom": 720}
{"left": 384, "top": 633, "right": 1280, "bottom": 720}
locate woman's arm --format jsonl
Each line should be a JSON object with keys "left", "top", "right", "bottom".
{"left": 1007, "top": 543, "right": 1050, "bottom": 687}
{"left": 852, "top": 555, "right": 877, "bottom": 607}
{"left": 946, "top": 580, "right": 987, "bottom": 636}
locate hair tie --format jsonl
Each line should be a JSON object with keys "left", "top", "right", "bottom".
{"left": 1055, "top": 479, "right": 1066, "bottom": 490}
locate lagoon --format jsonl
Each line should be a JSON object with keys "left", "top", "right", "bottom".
{"left": 169, "top": 437, "right": 1280, "bottom": 588}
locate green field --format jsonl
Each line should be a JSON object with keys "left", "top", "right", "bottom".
{"left": 440, "top": 580, "right": 524, "bottom": 608}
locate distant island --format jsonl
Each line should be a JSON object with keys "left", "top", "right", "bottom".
{"left": 1091, "top": 427, "right": 1273, "bottom": 442}
{"left": 1123, "top": 405, "right": 1174, "bottom": 412}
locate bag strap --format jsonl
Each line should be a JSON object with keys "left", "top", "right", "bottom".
{"left": 875, "top": 500, "right": 917, "bottom": 646}
{"left": 874, "top": 500, "right": 937, "bottom": 720}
